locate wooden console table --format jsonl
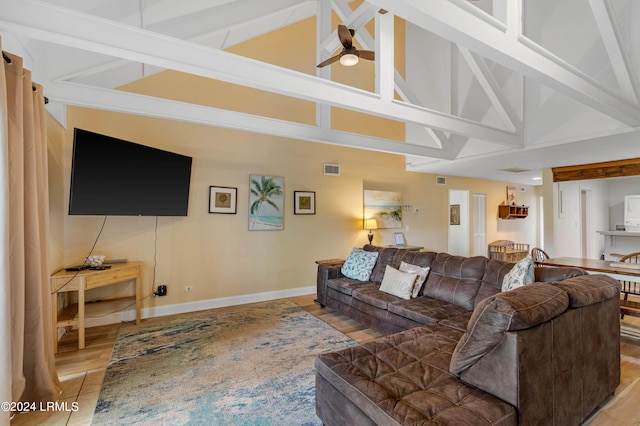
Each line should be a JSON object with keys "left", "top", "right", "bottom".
{"left": 50, "top": 261, "right": 142, "bottom": 352}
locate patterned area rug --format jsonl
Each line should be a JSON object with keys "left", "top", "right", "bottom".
{"left": 93, "top": 300, "right": 355, "bottom": 425}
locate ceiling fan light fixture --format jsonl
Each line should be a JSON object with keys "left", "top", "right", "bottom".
{"left": 340, "top": 52, "right": 359, "bottom": 66}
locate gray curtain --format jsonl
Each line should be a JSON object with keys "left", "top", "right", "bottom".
{"left": 0, "top": 41, "right": 60, "bottom": 424}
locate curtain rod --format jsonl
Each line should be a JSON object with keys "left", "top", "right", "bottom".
{"left": 2, "top": 50, "right": 48, "bottom": 104}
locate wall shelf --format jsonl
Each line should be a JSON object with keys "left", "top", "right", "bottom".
{"left": 499, "top": 205, "right": 529, "bottom": 219}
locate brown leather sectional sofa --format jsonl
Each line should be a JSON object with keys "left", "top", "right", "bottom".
{"left": 315, "top": 245, "right": 621, "bottom": 425}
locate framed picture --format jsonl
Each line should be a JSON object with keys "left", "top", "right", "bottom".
{"left": 506, "top": 185, "right": 517, "bottom": 205}
{"left": 209, "top": 186, "right": 237, "bottom": 214}
{"left": 394, "top": 232, "right": 405, "bottom": 247}
{"left": 294, "top": 191, "right": 315, "bottom": 215}
{"left": 249, "top": 175, "right": 284, "bottom": 230}
{"left": 363, "top": 190, "right": 402, "bottom": 229}
{"left": 450, "top": 204, "right": 460, "bottom": 225}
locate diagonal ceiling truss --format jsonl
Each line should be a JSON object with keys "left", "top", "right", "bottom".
{"left": 368, "top": 0, "right": 640, "bottom": 126}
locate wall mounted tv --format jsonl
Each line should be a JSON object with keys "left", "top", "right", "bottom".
{"left": 69, "top": 128, "right": 193, "bottom": 216}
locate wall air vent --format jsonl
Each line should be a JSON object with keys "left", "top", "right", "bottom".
{"left": 323, "top": 163, "right": 340, "bottom": 176}
{"left": 436, "top": 176, "right": 446, "bottom": 185}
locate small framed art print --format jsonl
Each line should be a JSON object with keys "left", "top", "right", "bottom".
{"left": 294, "top": 191, "right": 315, "bottom": 215}
{"left": 209, "top": 186, "right": 237, "bottom": 214}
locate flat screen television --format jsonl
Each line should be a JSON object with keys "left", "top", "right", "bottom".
{"left": 69, "top": 128, "right": 193, "bottom": 216}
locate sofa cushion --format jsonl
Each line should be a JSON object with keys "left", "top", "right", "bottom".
{"left": 364, "top": 245, "right": 397, "bottom": 283}
{"left": 341, "top": 248, "right": 379, "bottom": 281}
{"left": 327, "top": 278, "right": 374, "bottom": 296}
{"left": 315, "top": 324, "right": 517, "bottom": 425}
{"left": 475, "top": 259, "right": 514, "bottom": 307}
{"left": 551, "top": 274, "right": 621, "bottom": 307}
{"left": 363, "top": 245, "right": 436, "bottom": 283}
{"left": 422, "top": 253, "right": 487, "bottom": 310}
{"left": 388, "top": 297, "right": 470, "bottom": 325}
{"left": 399, "top": 261, "right": 430, "bottom": 297}
{"left": 391, "top": 249, "right": 436, "bottom": 270}
{"left": 379, "top": 265, "right": 416, "bottom": 300}
{"left": 450, "top": 282, "right": 569, "bottom": 376}
{"left": 501, "top": 255, "right": 535, "bottom": 291}
{"left": 438, "top": 312, "right": 473, "bottom": 332}
{"left": 352, "top": 286, "right": 401, "bottom": 310}
{"left": 534, "top": 266, "right": 587, "bottom": 282}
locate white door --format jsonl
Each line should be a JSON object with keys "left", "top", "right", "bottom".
{"left": 581, "top": 188, "right": 597, "bottom": 259}
{"left": 448, "top": 190, "right": 470, "bottom": 256}
{"left": 472, "top": 193, "right": 487, "bottom": 257}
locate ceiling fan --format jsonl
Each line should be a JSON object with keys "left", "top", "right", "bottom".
{"left": 316, "top": 25, "right": 375, "bottom": 68}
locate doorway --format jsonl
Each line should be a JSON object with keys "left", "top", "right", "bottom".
{"left": 472, "top": 193, "right": 487, "bottom": 257}
{"left": 448, "top": 189, "right": 470, "bottom": 256}
{"left": 580, "top": 188, "right": 597, "bottom": 259}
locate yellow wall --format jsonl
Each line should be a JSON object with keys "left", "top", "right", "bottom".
{"left": 58, "top": 106, "right": 538, "bottom": 312}
{"left": 50, "top": 14, "right": 539, "bottom": 316}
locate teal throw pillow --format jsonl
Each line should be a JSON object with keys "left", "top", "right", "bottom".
{"left": 341, "top": 248, "right": 379, "bottom": 281}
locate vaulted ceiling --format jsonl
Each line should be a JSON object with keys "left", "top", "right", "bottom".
{"left": 2, "top": 0, "right": 640, "bottom": 185}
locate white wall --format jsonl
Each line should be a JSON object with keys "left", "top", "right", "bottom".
{"left": 607, "top": 176, "right": 640, "bottom": 229}
{"left": 545, "top": 177, "right": 640, "bottom": 257}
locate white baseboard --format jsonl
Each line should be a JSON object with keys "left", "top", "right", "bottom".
{"left": 83, "top": 286, "right": 316, "bottom": 328}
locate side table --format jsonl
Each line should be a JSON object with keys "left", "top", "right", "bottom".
{"left": 50, "top": 262, "right": 142, "bottom": 352}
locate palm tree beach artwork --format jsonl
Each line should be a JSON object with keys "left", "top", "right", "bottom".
{"left": 249, "top": 175, "right": 284, "bottom": 230}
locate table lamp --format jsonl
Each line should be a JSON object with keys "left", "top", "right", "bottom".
{"left": 365, "top": 219, "right": 378, "bottom": 244}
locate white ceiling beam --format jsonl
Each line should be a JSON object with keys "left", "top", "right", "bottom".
{"left": 367, "top": 0, "right": 640, "bottom": 126}
{"left": 375, "top": 10, "right": 394, "bottom": 102}
{"left": 457, "top": 46, "right": 520, "bottom": 133}
{"left": 45, "top": 80, "right": 455, "bottom": 159}
{"left": 316, "top": 0, "right": 332, "bottom": 130}
{"left": 0, "top": 0, "right": 519, "bottom": 145}
{"left": 146, "top": 0, "right": 313, "bottom": 42}
{"left": 140, "top": 0, "right": 237, "bottom": 28}
{"left": 587, "top": 0, "right": 640, "bottom": 105}
{"left": 320, "top": 1, "right": 376, "bottom": 54}
{"left": 50, "top": 0, "right": 315, "bottom": 83}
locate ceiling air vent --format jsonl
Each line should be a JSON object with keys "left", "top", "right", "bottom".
{"left": 436, "top": 176, "right": 446, "bottom": 185}
{"left": 500, "top": 168, "right": 531, "bottom": 173}
{"left": 323, "top": 163, "right": 340, "bottom": 176}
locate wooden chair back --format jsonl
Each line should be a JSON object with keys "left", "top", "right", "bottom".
{"left": 618, "top": 252, "right": 640, "bottom": 318}
{"left": 531, "top": 247, "right": 550, "bottom": 264}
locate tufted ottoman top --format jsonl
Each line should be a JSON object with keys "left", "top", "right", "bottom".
{"left": 315, "top": 324, "right": 517, "bottom": 425}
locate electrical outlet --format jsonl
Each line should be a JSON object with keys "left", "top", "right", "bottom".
{"left": 185, "top": 285, "right": 193, "bottom": 292}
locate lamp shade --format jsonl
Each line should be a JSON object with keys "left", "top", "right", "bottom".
{"left": 364, "top": 219, "right": 378, "bottom": 230}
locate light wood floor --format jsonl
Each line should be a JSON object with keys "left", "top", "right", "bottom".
{"left": 10, "top": 294, "right": 640, "bottom": 425}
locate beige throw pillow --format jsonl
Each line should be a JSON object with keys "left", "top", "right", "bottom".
{"left": 379, "top": 265, "right": 417, "bottom": 300}
{"left": 399, "top": 261, "right": 431, "bottom": 298}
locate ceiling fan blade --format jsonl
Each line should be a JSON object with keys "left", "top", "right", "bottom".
{"left": 316, "top": 55, "right": 341, "bottom": 68}
{"left": 359, "top": 50, "right": 375, "bottom": 61}
{"left": 337, "top": 25, "right": 353, "bottom": 48}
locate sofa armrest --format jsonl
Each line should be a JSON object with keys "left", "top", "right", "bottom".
{"left": 316, "top": 263, "right": 345, "bottom": 307}
{"left": 457, "top": 288, "right": 620, "bottom": 426}
{"left": 450, "top": 283, "right": 569, "bottom": 375}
